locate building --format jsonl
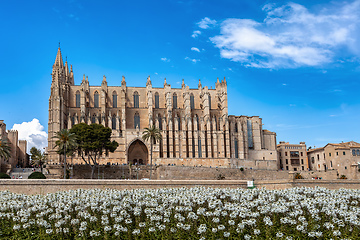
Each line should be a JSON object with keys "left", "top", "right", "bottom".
{"left": 48, "top": 47, "right": 278, "bottom": 169}
{"left": 277, "top": 141, "right": 307, "bottom": 171}
{"left": 307, "top": 141, "right": 360, "bottom": 177}
{"left": 0, "top": 120, "right": 28, "bottom": 170}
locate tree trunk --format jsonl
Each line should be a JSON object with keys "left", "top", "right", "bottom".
{"left": 64, "top": 146, "right": 67, "bottom": 179}
{"left": 90, "top": 165, "right": 95, "bottom": 179}
{"left": 150, "top": 139, "right": 153, "bottom": 180}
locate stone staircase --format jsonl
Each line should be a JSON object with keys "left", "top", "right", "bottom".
{"left": 9, "top": 168, "right": 42, "bottom": 179}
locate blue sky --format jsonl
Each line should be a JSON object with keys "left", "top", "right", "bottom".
{"left": 1, "top": 0, "right": 360, "bottom": 152}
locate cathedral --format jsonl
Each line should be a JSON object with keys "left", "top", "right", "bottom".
{"left": 48, "top": 47, "right": 278, "bottom": 169}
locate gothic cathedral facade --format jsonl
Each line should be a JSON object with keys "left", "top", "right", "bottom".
{"left": 48, "top": 47, "right": 278, "bottom": 169}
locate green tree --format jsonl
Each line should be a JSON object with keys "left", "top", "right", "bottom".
{"left": 142, "top": 125, "right": 162, "bottom": 180}
{"left": 30, "top": 147, "right": 47, "bottom": 173}
{"left": 0, "top": 137, "right": 11, "bottom": 161}
{"left": 53, "top": 129, "right": 77, "bottom": 179}
{"left": 70, "top": 123, "right": 119, "bottom": 179}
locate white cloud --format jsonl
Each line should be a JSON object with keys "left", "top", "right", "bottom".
{"left": 161, "top": 57, "right": 170, "bottom": 62}
{"left": 197, "top": 17, "right": 217, "bottom": 29}
{"left": 185, "top": 57, "right": 200, "bottom": 63}
{"left": 11, "top": 118, "right": 48, "bottom": 153}
{"left": 207, "top": 1, "right": 360, "bottom": 68}
{"left": 191, "top": 47, "right": 200, "bottom": 52}
{"left": 192, "top": 30, "right": 201, "bottom": 38}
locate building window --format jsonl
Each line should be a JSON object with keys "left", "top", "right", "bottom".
{"left": 158, "top": 115, "right": 162, "bottom": 130}
{"left": 330, "top": 161, "right": 333, "bottom": 168}
{"left": 208, "top": 95, "right": 211, "bottom": 110}
{"left": 190, "top": 94, "right": 194, "bottom": 109}
{"left": 285, "top": 152, "right": 288, "bottom": 156}
{"left": 301, "top": 159, "right": 303, "bottom": 164}
{"left": 290, "top": 151, "right": 299, "bottom": 157}
{"left": 91, "top": 114, "right": 96, "bottom": 124}
{"left": 300, "top": 152, "right": 303, "bottom": 157}
{"left": 317, "top": 154, "right": 319, "bottom": 160}
{"left": 353, "top": 149, "right": 356, "bottom": 156}
{"left": 286, "top": 166, "right": 288, "bottom": 170}
{"left": 302, "top": 166, "right": 304, "bottom": 171}
{"left": 311, "top": 157, "right": 314, "bottom": 163}
{"left": 357, "top": 149, "right": 360, "bottom": 156}
{"left": 133, "top": 91, "right": 139, "bottom": 108}
{"left": 75, "top": 91, "right": 80, "bottom": 108}
{"left": 286, "top": 159, "right": 288, "bottom": 164}
{"left": 94, "top": 91, "right": 99, "bottom": 108}
{"left": 336, "top": 152, "right": 339, "bottom": 156}
{"left": 247, "top": 119, "right": 253, "bottom": 149}
{"left": 112, "top": 115, "right": 116, "bottom": 130}
{"left": 173, "top": 93, "right": 177, "bottom": 109}
{"left": 134, "top": 112, "right": 140, "bottom": 129}
{"left": 155, "top": 92, "right": 159, "bottom": 109}
{"left": 235, "top": 122, "right": 238, "bottom": 133}
{"left": 329, "top": 153, "right": 331, "bottom": 157}
{"left": 198, "top": 138, "right": 202, "bottom": 158}
{"left": 235, "top": 139, "right": 239, "bottom": 158}
{"left": 343, "top": 151, "right": 346, "bottom": 155}
{"left": 345, "top": 166, "right": 347, "bottom": 170}
{"left": 113, "top": 92, "right": 117, "bottom": 108}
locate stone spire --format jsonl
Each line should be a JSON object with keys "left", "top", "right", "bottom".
{"left": 181, "top": 79, "right": 185, "bottom": 89}
{"left": 53, "top": 47, "right": 64, "bottom": 68}
{"left": 198, "top": 79, "right": 202, "bottom": 89}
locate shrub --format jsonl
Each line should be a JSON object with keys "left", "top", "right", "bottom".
{"left": 340, "top": 175, "right": 347, "bottom": 179}
{"left": 0, "top": 173, "right": 11, "bottom": 179}
{"left": 240, "top": 167, "right": 244, "bottom": 171}
{"left": 294, "top": 173, "right": 304, "bottom": 179}
{"left": 28, "top": 172, "right": 46, "bottom": 179}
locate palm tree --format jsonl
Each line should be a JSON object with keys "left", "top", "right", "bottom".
{"left": 142, "top": 125, "right": 162, "bottom": 180}
{"left": 30, "top": 147, "right": 47, "bottom": 173}
{"left": 0, "top": 137, "right": 11, "bottom": 161}
{"left": 53, "top": 129, "right": 77, "bottom": 179}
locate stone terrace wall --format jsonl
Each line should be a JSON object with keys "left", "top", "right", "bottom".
{"left": 1, "top": 179, "right": 360, "bottom": 195}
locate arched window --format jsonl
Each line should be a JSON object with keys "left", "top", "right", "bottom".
{"left": 112, "top": 115, "right": 116, "bottom": 130}
{"left": 158, "top": 114, "right": 162, "bottom": 130}
{"left": 198, "top": 137, "right": 202, "bottom": 158}
{"left": 176, "top": 115, "right": 180, "bottom": 130}
{"left": 173, "top": 93, "right": 177, "bottom": 109}
{"left": 134, "top": 112, "right": 140, "bottom": 129}
{"left": 155, "top": 92, "right": 159, "bottom": 109}
{"left": 235, "top": 138, "right": 239, "bottom": 158}
{"left": 112, "top": 91, "right": 117, "bottom": 108}
{"left": 133, "top": 91, "right": 139, "bottom": 108}
{"left": 71, "top": 115, "right": 75, "bottom": 126}
{"left": 208, "top": 95, "right": 211, "bottom": 110}
{"left": 190, "top": 94, "right": 194, "bottom": 109}
{"left": 235, "top": 122, "right": 238, "bottom": 133}
{"left": 75, "top": 91, "right": 80, "bottom": 108}
{"left": 94, "top": 91, "right": 99, "bottom": 108}
{"left": 195, "top": 115, "right": 200, "bottom": 130}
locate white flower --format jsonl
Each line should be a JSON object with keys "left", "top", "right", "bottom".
{"left": 46, "top": 229, "right": 53, "bottom": 234}
{"left": 132, "top": 229, "right": 140, "bottom": 235}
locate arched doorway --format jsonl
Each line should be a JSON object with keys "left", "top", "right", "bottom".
{"left": 128, "top": 139, "right": 148, "bottom": 165}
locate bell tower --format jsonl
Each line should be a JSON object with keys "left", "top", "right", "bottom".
{"left": 48, "top": 46, "right": 72, "bottom": 163}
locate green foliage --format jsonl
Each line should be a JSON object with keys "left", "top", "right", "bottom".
{"left": 340, "top": 175, "right": 347, "bottom": 179}
{"left": 142, "top": 125, "right": 162, "bottom": 180}
{"left": 240, "top": 167, "right": 244, "bottom": 171}
{"left": 294, "top": 173, "right": 304, "bottom": 179}
{"left": 70, "top": 123, "right": 119, "bottom": 179}
{"left": 0, "top": 173, "right": 11, "bottom": 179}
{"left": 28, "top": 172, "right": 46, "bottom": 179}
{"left": 0, "top": 137, "right": 11, "bottom": 160}
{"left": 53, "top": 129, "right": 77, "bottom": 156}
{"left": 30, "top": 147, "right": 47, "bottom": 169}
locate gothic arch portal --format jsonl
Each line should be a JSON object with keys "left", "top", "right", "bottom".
{"left": 127, "top": 139, "right": 148, "bottom": 165}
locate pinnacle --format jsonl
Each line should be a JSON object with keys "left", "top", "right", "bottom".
{"left": 54, "top": 47, "right": 64, "bottom": 67}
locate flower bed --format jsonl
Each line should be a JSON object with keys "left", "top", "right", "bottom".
{"left": 0, "top": 187, "right": 359, "bottom": 239}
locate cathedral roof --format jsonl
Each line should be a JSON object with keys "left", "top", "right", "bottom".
{"left": 54, "top": 47, "right": 64, "bottom": 67}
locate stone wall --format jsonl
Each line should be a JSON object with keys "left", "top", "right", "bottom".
{"left": 1, "top": 179, "right": 360, "bottom": 195}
